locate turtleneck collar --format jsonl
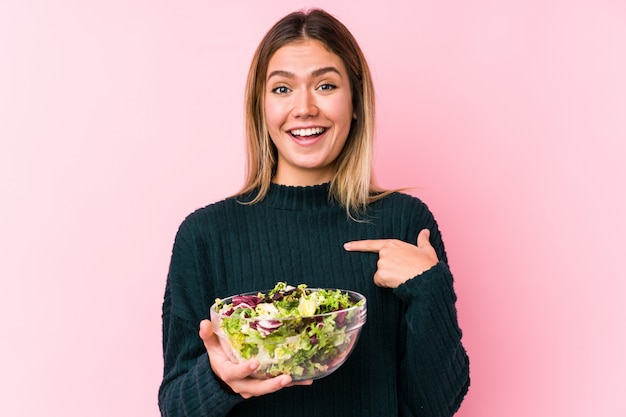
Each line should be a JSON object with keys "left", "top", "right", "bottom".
{"left": 261, "top": 182, "right": 338, "bottom": 211}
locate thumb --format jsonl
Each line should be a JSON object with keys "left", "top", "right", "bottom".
{"left": 417, "top": 228, "right": 432, "bottom": 248}
{"left": 199, "top": 319, "right": 214, "bottom": 340}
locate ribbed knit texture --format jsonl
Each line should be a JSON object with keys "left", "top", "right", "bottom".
{"left": 159, "top": 183, "right": 470, "bottom": 417}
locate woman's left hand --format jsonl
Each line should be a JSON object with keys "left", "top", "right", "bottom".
{"left": 343, "top": 228, "right": 439, "bottom": 288}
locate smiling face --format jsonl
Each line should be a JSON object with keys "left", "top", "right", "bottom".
{"left": 264, "top": 39, "right": 354, "bottom": 186}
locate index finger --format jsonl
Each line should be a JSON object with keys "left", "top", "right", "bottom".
{"left": 343, "top": 239, "right": 387, "bottom": 253}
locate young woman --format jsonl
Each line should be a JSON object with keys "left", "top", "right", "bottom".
{"left": 159, "top": 8, "right": 470, "bottom": 417}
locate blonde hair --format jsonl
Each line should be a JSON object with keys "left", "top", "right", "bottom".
{"left": 238, "top": 8, "right": 389, "bottom": 218}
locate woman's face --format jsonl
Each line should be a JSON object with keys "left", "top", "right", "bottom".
{"left": 264, "top": 39, "right": 354, "bottom": 186}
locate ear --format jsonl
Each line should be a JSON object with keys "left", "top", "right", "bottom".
{"left": 353, "top": 112, "right": 357, "bottom": 120}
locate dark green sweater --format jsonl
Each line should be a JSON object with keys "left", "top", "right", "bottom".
{"left": 159, "top": 183, "right": 469, "bottom": 417}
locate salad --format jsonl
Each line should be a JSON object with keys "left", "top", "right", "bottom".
{"left": 212, "top": 282, "right": 366, "bottom": 380}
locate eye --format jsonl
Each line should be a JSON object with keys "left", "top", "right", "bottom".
{"left": 271, "top": 85, "right": 291, "bottom": 95}
{"left": 317, "top": 83, "right": 337, "bottom": 92}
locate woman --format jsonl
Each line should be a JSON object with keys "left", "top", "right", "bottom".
{"left": 159, "top": 8, "right": 470, "bottom": 417}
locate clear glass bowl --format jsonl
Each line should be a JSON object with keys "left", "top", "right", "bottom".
{"left": 210, "top": 288, "right": 367, "bottom": 381}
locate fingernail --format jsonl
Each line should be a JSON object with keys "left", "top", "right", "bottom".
{"left": 343, "top": 242, "right": 351, "bottom": 250}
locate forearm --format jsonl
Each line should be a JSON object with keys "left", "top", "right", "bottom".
{"left": 159, "top": 354, "right": 242, "bottom": 417}
{"left": 394, "top": 262, "right": 470, "bottom": 417}
{"left": 159, "top": 307, "right": 243, "bottom": 417}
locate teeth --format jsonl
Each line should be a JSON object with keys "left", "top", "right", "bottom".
{"left": 291, "top": 127, "right": 325, "bottom": 137}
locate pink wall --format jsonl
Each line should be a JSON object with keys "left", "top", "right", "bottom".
{"left": 1, "top": 1, "right": 625, "bottom": 416}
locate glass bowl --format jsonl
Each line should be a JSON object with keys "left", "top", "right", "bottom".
{"left": 210, "top": 287, "right": 367, "bottom": 381}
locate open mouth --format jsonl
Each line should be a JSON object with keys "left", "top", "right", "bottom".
{"left": 290, "top": 127, "right": 326, "bottom": 138}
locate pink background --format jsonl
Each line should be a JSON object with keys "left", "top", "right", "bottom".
{"left": 1, "top": 1, "right": 625, "bottom": 416}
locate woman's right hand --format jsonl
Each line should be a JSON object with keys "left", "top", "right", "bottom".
{"left": 199, "top": 319, "right": 312, "bottom": 399}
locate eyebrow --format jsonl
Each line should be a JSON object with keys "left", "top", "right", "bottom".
{"left": 267, "top": 66, "right": 342, "bottom": 81}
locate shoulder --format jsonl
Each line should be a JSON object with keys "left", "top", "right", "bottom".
{"left": 185, "top": 195, "right": 240, "bottom": 220}
{"left": 174, "top": 195, "right": 243, "bottom": 238}
{"left": 368, "top": 190, "right": 441, "bottom": 234}
{"left": 383, "top": 190, "right": 427, "bottom": 205}
{"left": 373, "top": 190, "right": 434, "bottom": 218}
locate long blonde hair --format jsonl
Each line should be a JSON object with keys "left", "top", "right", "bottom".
{"left": 238, "top": 8, "right": 389, "bottom": 218}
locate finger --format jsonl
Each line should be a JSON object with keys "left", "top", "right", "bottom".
{"left": 200, "top": 320, "right": 257, "bottom": 375}
{"left": 417, "top": 228, "right": 432, "bottom": 248}
{"left": 223, "top": 358, "right": 262, "bottom": 381}
{"left": 199, "top": 319, "right": 213, "bottom": 339}
{"left": 287, "top": 379, "right": 314, "bottom": 387}
{"left": 200, "top": 320, "right": 230, "bottom": 359}
{"left": 343, "top": 239, "right": 387, "bottom": 253}
{"left": 199, "top": 319, "right": 221, "bottom": 350}
{"left": 235, "top": 374, "right": 293, "bottom": 399}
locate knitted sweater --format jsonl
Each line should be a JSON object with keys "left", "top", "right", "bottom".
{"left": 158, "top": 183, "right": 470, "bottom": 417}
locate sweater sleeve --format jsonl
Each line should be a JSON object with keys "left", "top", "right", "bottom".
{"left": 394, "top": 263, "right": 470, "bottom": 416}
{"left": 392, "top": 208, "right": 470, "bottom": 417}
{"left": 158, "top": 217, "right": 244, "bottom": 417}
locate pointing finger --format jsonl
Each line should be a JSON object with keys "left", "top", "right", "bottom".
{"left": 343, "top": 239, "right": 388, "bottom": 253}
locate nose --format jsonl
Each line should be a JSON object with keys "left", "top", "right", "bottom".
{"left": 292, "top": 89, "right": 318, "bottom": 118}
